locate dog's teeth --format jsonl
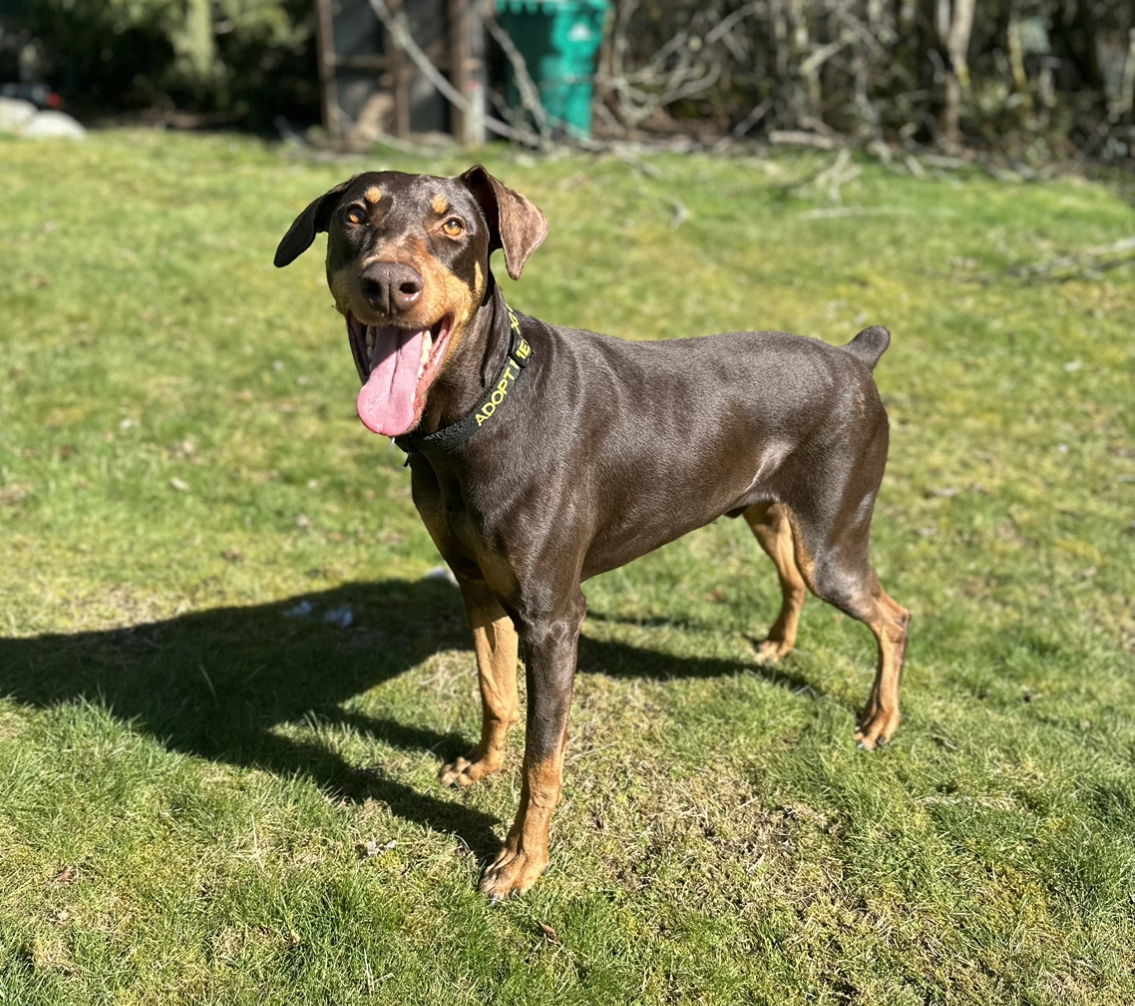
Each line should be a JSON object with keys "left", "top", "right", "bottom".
{"left": 366, "top": 326, "right": 378, "bottom": 367}
{"left": 418, "top": 332, "right": 432, "bottom": 377}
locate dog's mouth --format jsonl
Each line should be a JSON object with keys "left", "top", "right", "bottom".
{"left": 345, "top": 312, "right": 454, "bottom": 437}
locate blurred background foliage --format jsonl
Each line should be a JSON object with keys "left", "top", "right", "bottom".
{"left": 13, "top": 0, "right": 318, "bottom": 127}
{"left": 595, "top": 0, "right": 1135, "bottom": 161}
{"left": 5, "top": 0, "right": 1135, "bottom": 159}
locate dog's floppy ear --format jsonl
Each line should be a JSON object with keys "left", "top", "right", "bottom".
{"left": 273, "top": 176, "right": 357, "bottom": 268}
{"left": 460, "top": 165, "right": 548, "bottom": 281}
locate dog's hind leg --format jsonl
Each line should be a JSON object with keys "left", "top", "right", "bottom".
{"left": 854, "top": 587, "right": 910, "bottom": 750}
{"left": 743, "top": 502, "right": 807, "bottom": 662}
{"left": 781, "top": 495, "right": 910, "bottom": 750}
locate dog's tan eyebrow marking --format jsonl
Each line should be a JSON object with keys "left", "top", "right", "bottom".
{"left": 364, "top": 186, "right": 383, "bottom": 204}
{"left": 431, "top": 195, "right": 450, "bottom": 216}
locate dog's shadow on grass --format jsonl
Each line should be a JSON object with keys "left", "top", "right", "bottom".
{"left": 0, "top": 578, "right": 810, "bottom": 856}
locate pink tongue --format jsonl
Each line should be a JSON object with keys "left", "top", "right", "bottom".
{"left": 356, "top": 327, "right": 427, "bottom": 436}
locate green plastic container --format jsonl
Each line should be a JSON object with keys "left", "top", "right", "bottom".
{"left": 495, "top": 0, "right": 610, "bottom": 139}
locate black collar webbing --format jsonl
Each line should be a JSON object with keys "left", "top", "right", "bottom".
{"left": 394, "top": 304, "right": 531, "bottom": 458}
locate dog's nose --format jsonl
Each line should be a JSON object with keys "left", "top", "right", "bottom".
{"left": 358, "top": 261, "right": 424, "bottom": 315}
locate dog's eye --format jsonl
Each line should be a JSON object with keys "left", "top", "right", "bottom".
{"left": 345, "top": 206, "right": 366, "bottom": 226}
{"left": 442, "top": 217, "right": 464, "bottom": 238}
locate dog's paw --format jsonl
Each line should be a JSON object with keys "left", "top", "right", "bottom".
{"left": 854, "top": 707, "right": 900, "bottom": 751}
{"left": 439, "top": 750, "right": 501, "bottom": 788}
{"left": 755, "top": 637, "right": 794, "bottom": 663}
{"left": 479, "top": 845, "right": 548, "bottom": 901}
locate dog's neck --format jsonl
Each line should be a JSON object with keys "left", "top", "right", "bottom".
{"left": 416, "top": 278, "right": 515, "bottom": 436}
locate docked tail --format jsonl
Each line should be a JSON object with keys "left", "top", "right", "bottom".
{"left": 843, "top": 325, "right": 891, "bottom": 370}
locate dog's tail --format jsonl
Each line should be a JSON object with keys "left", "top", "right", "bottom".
{"left": 842, "top": 325, "right": 891, "bottom": 370}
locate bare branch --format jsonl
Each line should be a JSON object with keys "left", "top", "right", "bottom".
{"left": 481, "top": 4, "right": 551, "bottom": 137}
{"left": 367, "top": 0, "right": 550, "bottom": 148}
{"left": 1009, "top": 237, "right": 1135, "bottom": 283}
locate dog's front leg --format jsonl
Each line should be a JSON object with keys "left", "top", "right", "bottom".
{"left": 480, "top": 593, "right": 584, "bottom": 899}
{"left": 441, "top": 579, "right": 520, "bottom": 787}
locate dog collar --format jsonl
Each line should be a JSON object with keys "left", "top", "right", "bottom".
{"left": 394, "top": 303, "right": 531, "bottom": 458}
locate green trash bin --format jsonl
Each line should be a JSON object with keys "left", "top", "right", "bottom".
{"left": 495, "top": 0, "right": 610, "bottom": 139}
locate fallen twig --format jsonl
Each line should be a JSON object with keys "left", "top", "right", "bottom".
{"left": 1008, "top": 237, "right": 1135, "bottom": 282}
{"left": 811, "top": 147, "right": 859, "bottom": 202}
{"left": 768, "top": 130, "right": 841, "bottom": 150}
{"left": 798, "top": 206, "right": 913, "bottom": 220}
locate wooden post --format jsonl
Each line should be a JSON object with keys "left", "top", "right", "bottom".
{"left": 313, "top": 0, "right": 340, "bottom": 138}
{"left": 449, "top": 0, "right": 471, "bottom": 144}
{"left": 388, "top": 0, "right": 412, "bottom": 138}
{"left": 317, "top": 0, "right": 477, "bottom": 143}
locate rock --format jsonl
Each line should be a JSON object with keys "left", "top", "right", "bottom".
{"left": 322, "top": 604, "right": 354, "bottom": 629}
{"left": 22, "top": 110, "right": 86, "bottom": 139}
{"left": 0, "top": 96, "right": 37, "bottom": 133}
{"left": 423, "top": 565, "right": 458, "bottom": 585}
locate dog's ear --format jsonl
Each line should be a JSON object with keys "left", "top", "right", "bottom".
{"left": 460, "top": 165, "right": 548, "bottom": 281}
{"left": 273, "top": 177, "right": 357, "bottom": 268}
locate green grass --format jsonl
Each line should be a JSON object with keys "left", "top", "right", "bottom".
{"left": 1, "top": 131, "right": 1133, "bottom": 1005}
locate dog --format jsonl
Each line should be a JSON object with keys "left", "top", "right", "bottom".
{"left": 274, "top": 166, "right": 910, "bottom": 898}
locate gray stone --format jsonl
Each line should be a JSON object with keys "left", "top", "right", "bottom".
{"left": 22, "top": 110, "right": 86, "bottom": 139}
{"left": 0, "top": 96, "right": 37, "bottom": 132}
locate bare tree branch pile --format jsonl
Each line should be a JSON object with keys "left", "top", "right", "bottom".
{"left": 589, "top": 0, "right": 1135, "bottom": 158}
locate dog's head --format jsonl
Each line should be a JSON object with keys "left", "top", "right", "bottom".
{"left": 273, "top": 167, "right": 546, "bottom": 437}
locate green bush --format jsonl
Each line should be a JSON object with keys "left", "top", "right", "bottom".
{"left": 21, "top": 0, "right": 318, "bottom": 126}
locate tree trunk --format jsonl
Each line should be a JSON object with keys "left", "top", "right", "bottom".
{"left": 936, "top": 0, "right": 976, "bottom": 148}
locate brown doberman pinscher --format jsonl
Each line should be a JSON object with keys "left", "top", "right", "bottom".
{"left": 274, "top": 166, "right": 910, "bottom": 899}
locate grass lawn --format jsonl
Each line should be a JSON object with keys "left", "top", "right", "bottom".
{"left": 0, "top": 131, "right": 1132, "bottom": 1005}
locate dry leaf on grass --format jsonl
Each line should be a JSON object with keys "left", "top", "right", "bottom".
{"left": 537, "top": 921, "right": 561, "bottom": 945}
{"left": 52, "top": 866, "right": 77, "bottom": 885}
{"left": 357, "top": 838, "right": 398, "bottom": 859}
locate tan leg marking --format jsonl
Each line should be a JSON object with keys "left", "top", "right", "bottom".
{"left": 745, "top": 503, "right": 808, "bottom": 661}
{"left": 480, "top": 753, "right": 563, "bottom": 899}
{"left": 440, "top": 588, "right": 519, "bottom": 787}
{"left": 855, "top": 590, "right": 910, "bottom": 750}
